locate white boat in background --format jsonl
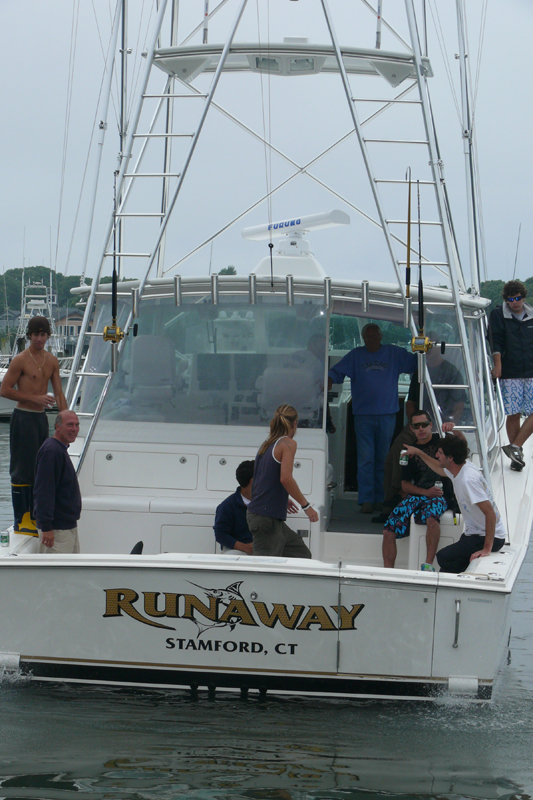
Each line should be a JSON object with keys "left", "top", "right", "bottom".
{"left": 0, "top": 279, "right": 72, "bottom": 418}
{"left": 1, "top": 0, "right": 531, "bottom": 701}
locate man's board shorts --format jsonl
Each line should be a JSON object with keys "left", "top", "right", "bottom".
{"left": 500, "top": 378, "right": 533, "bottom": 417}
{"left": 9, "top": 408, "right": 49, "bottom": 534}
{"left": 384, "top": 494, "right": 448, "bottom": 539}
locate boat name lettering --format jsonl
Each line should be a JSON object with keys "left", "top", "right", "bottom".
{"left": 268, "top": 218, "right": 301, "bottom": 231}
{"left": 103, "top": 587, "right": 364, "bottom": 634}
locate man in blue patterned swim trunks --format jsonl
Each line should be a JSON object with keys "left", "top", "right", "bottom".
{"left": 382, "top": 410, "right": 458, "bottom": 571}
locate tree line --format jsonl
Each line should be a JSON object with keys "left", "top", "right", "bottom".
{"left": 0, "top": 266, "right": 121, "bottom": 314}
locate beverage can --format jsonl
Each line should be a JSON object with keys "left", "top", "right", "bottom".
{"left": 399, "top": 450, "right": 409, "bottom": 466}
{"left": 0, "top": 530, "right": 9, "bottom": 548}
{"left": 434, "top": 481, "right": 443, "bottom": 491}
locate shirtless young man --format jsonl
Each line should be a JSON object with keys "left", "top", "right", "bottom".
{"left": 0, "top": 316, "right": 67, "bottom": 534}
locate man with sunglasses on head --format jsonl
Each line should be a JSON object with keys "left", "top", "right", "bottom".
{"left": 382, "top": 410, "right": 459, "bottom": 571}
{"left": 489, "top": 280, "right": 533, "bottom": 472}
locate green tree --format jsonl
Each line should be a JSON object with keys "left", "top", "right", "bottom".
{"left": 219, "top": 266, "right": 237, "bottom": 275}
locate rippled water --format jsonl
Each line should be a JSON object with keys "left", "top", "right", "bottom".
{"left": 1, "top": 422, "right": 532, "bottom": 799}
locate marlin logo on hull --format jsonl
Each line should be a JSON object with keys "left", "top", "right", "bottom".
{"left": 104, "top": 582, "right": 365, "bottom": 635}
{"left": 185, "top": 580, "right": 246, "bottom": 637}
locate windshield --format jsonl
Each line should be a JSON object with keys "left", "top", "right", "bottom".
{"left": 80, "top": 294, "right": 328, "bottom": 428}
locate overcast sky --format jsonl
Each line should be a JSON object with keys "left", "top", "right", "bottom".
{"left": 0, "top": 0, "right": 531, "bottom": 290}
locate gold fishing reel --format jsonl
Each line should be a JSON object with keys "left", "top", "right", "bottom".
{"left": 103, "top": 324, "right": 125, "bottom": 344}
{"left": 411, "top": 335, "right": 431, "bottom": 353}
{"left": 411, "top": 336, "right": 446, "bottom": 354}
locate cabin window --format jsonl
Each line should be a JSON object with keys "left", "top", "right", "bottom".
{"left": 80, "top": 294, "right": 327, "bottom": 427}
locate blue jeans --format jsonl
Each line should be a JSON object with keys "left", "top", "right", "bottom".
{"left": 353, "top": 413, "right": 397, "bottom": 505}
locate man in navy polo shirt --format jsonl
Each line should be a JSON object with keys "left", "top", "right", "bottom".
{"left": 214, "top": 460, "right": 254, "bottom": 554}
{"left": 34, "top": 410, "right": 82, "bottom": 554}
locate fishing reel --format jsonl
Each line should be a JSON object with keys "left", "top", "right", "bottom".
{"left": 103, "top": 324, "right": 125, "bottom": 344}
{"left": 411, "top": 335, "right": 446, "bottom": 354}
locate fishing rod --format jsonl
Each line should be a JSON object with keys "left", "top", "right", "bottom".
{"left": 103, "top": 170, "right": 125, "bottom": 350}
{"left": 404, "top": 167, "right": 413, "bottom": 330}
{"left": 410, "top": 179, "right": 443, "bottom": 354}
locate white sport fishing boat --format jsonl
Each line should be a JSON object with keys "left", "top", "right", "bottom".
{"left": 1, "top": 0, "right": 531, "bottom": 701}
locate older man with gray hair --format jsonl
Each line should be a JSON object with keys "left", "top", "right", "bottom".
{"left": 34, "top": 410, "right": 82, "bottom": 554}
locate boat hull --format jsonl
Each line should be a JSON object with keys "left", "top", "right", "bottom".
{"left": 0, "top": 554, "right": 510, "bottom": 701}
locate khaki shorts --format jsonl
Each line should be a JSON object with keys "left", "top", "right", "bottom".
{"left": 38, "top": 527, "right": 80, "bottom": 554}
{"left": 246, "top": 512, "right": 311, "bottom": 559}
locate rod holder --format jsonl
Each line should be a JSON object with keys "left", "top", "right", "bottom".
{"left": 131, "top": 288, "right": 140, "bottom": 318}
{"left": 249, "top": 273, "right": 257, "bottom": 305}
{"left": 416, "top": 351, "right": 425, "bottom": 408}
{"left": 286, "top": 274, "right": 294, "bottom": 306}
{"left": 110, "top": 342, "right": 118, "bottom": 373}
{"left": 361, "top": 280, "right": 369, "bottom": 313}
{"left": 174, "top": 275, "right": 182, "bottom": 307}
{"left": 404, "top": 295, "right": 412, "bottom": 329}
{"left": 211, "top": 273, "right": 219, "bottom": 305}
{"left": 324, "top": 277, "right": 331, "bottom": 309}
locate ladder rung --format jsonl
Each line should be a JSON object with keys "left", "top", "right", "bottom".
{"left": 104, "top": 252, "right": 151, "bottom": 257}
{"left": 364, "top": 138, "right": 429, "bottom": 145}
{"left": 76, "top": 412, "right": 96, "bottom": 418}
{"left": 387, "top": 220, "right": 443, "bottom": 226}
{"left": 93, "top": 291, "right": 132, "bottom": 298}
{"left": 81, "top": 330, "right": 127, "bottom": 338}
{"left": 143, "top": 93, "right": 208, "bottom": 98}
{"left": 376, "top": 179, "right": 435, "bottom": 185}
{"left": 399, "top": 260, "right": 447, "bottom": 265}
{"left": 115, "top": 213, "right": 165, "bottom": 217}
{"left": 352, "top": 97, "right": 422, "bottom": 104}
{"left": 419, "top": 301, "right": 455, "bottom": 307}
{"left": 124, "top": 173, "right": 180, "bottom": 177}
{"left": 133, "top": 133, "right": 194, "bottom": 138}
{"left": 431, "top": 384, "right": 469, "bottom": 390}
{"left": 76, "top": 371, "right": 109, "bottom": 378}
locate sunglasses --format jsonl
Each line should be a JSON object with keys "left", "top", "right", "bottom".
{"left": 506, "top": 295, "right": 523, "bottom": 303}
{"left": 412, "top": 421, "right": 431, "bottom": 429}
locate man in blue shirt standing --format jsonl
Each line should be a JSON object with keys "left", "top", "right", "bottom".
{"left": 328, "top": 323, "right": 416, "bottom": 513}
{"left": 34, "top": 410, "right": 82, "bottom": 554}
{"left": 214, "top": 460, "right": 254, "bottom": 554}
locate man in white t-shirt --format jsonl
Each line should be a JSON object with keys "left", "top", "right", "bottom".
{"left": 403, "top": 435, "right": 506, "bottom": 573}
